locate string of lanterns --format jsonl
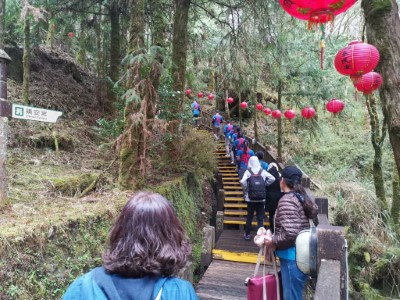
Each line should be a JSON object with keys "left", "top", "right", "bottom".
{"left": 186, "top": 88, "right": 346, "bottom": 119}
{"left": 334, "top": 41, "right": 383, "bottom": 94}
{"left": 278, "top": 0, "right": 357, "bottom": 69}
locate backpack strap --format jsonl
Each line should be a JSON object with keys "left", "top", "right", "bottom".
{"left": 257, "top": 169, "right": 263, "bottom": 176}
{"left": 248, "top": 169, "right": 254, "bottom": 176}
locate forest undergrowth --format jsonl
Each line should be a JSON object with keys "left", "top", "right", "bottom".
{"left": 250, "top": 95, "right": 399, "bottom": 299}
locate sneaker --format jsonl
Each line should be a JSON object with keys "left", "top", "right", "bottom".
{"left": 244, "top": 234, "right": 251, "bottom": 240}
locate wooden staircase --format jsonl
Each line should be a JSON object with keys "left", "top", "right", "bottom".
{"left": 215, "top": 140, "right": 269, "bottom": 227}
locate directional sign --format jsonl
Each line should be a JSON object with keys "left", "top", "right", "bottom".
{"left": 11, "top": 104, "right": 62, "bottom": 123}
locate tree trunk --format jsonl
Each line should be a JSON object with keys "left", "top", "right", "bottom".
{"left": 0, "top": 0, "right": 6, "bottom": 48}
{"left": 118, "top": 0, "right": 145, "bottom": 189}
{"left": 149, "top": 0, "right": 165, "bottom": 92}
{"left": 277, "top": 81, "right": 282, "bottom": 161}
{"left": 239, "top": 89, "right": 242, "bottom": 128}
{"left": 0, "top": 118, "right": 7, "bottom": 209}
{"left": 392, "top": 171, "right": 400, "bottom": 224}
{"left": 128, "top": 0, "right": 144, "bottom": 52}
{"left": 23, "top": 17, "right": 30, "bottom": 105}
{"left": 77, "top": 19, "right": 87, "bottom": 68}
{"left": 46, "top": 13, "right": 55, "bottom": 49}
{"left": 109, "top": 2, "right": 120, "bottom": 84}
{"left": 365, "top": 94, "right": 388, "bottom": 210}
{"left": 362, "top": 0, "right": 400, "bottom": 194}
{"left": 171, "top": 0, "right": 190, "bottom": 112}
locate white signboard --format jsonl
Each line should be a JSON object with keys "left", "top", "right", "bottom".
{"left": 12, "top": 104, "right": 62, "bottom": 123}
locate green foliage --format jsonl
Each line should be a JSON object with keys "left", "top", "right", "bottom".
{"left": 0, "top": 215, "right": 113, "bottom": 300}
{"left": 96, "top": 117, "right": 124, "bottom": 139}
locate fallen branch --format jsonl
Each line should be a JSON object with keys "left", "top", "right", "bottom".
{"left": 78, "top": 157, "right": 118, "bottom": 198}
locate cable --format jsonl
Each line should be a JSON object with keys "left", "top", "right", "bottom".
{"left": 344, "top": 239, "right": 349, "bottom": 300}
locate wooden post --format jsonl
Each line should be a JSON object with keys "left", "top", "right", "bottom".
{"left": 0, "top": 49, "right": 11, "bottom": 208}
{"left": 217, "top": 189, "right": 225, "bottom": 212}
{"left": 201, "top": 225, "right": 215, "bottom": 267}
{"left": 216, "top": 211, "right": 224, "bottom": 240}
{"left": 315, "top": 197, "right": 329, "bottom": 225}
{"left": 315, "top": 225, "right": 347, "bottom": 299}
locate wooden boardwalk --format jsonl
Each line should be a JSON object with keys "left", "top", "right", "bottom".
{"left": 196, "top": 260, "right": 254, "bottom": 300}
{"left": 196, "top": 134, "right": 274, "bottom": 299}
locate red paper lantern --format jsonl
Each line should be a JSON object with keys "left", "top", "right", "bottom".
{"left": 68, "top": 32, "right": 75, "bottom": 38}
{"left": 354, "top": 72, "right": 383, "bottom": 94}
{"left": 263, "top": 107, "right": 272, "bottom": 115}
{"left": 271, "top": 110, "right": 282, "bottom": 119}
{"left": 208, "top": 94, "right": 215, "bottom": 100}
{"left": 301, "top": 107, "right": 316, "bottom": 119}
{"left": 326, "top": 99, "right": 345, "bottom": 114}
{"left": 227, "top": 97, "right": 234, "bottom": 104}
{"left": 334, "top": 41, "right": 380, "bottom": 80}
{"left": 240, "top": 102, "right": 248, "bottom": 109}
{"left": 278, "top": 0, "right": 356, "bottom": 29}
{"left": 284, "top": 109, "right": 296, "bottom": 120}
{"left": 256, "top": 103, "right": 263, "bottom": 111}
{"left": 197, "top": 92, "right": 204, "bottom": 98}
{"left": 185, "top": 89, "right": 191, "bottom": 95}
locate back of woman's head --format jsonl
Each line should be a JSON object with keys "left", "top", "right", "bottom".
{"left": 282, "top": 166, "right": 318, "bottom": 220}
{"left": 255, "top": 151, "right": 264, "bottom": 161}
{"left": 103, "top": 191, "right": 190, "bottom": 278}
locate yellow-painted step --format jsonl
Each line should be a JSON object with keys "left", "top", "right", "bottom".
{"left": 225, "top": 191, "right": 244, "bottom": 196}
{"left": 224, "top": 210, "right": 247, "bottom": 216}
{"left": 224, "top": 197, "right": 245, "bottom": 202}
{"left": 223, "top": 219, "right": 270, "bottom": 226}
{"left": 212, "top": 249, "right": 261, "bottom": 264}
{"left": 224, "top": 203, "right": 247, "bottom": 209}
{"left": 224, "top": 186, "right": 242, "bottom": 190}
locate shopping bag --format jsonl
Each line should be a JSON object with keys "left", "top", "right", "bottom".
{"left": 246, "top": 244, "right": 280, "bottom": 300}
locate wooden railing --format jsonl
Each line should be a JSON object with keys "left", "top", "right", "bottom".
{"left": 199, "top": 112, "right": 348, "bottom": 300}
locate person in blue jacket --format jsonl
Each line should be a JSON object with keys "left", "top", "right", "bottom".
{"left": 224, "top": 121, "right": 233, "bottom": 156}
{"left": 212, "top": 112, "right": 223, "bottom": 139}
{"left": 62, "top": 191, "right": 199, "bottom": 300}
{"left": 191, "top": 100, "right": 201, "bottom": 126}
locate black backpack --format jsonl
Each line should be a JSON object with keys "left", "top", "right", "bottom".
{"left": 247, "top": 169, "right": 266, "bottom": 200}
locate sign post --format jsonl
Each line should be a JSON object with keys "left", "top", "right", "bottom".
{"left": 0, "top": 49, "right": 63, "bottom": 207}
{"left": 11, "top": 103, "right": 62, "bottom": 123}
{"left": 0, "top": 49, "right": 11, "bottom": 208}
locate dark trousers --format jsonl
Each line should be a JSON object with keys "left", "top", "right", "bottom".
{"left": 245, "top": 202, "right": 265, "bottom": 235}
{"left": 268, "top": 210, "right": 275, "bottom": 233}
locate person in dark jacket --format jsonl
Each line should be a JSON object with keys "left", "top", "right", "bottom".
{"left": 264, "top": 166, "right": 318, "bottom": 300}
{"left": 265, "top": 163, "right": 283, "bottom": 233}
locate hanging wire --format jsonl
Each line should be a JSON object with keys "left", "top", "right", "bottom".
{"left": 320, "top": 24, "right": 326, "bottom": 70}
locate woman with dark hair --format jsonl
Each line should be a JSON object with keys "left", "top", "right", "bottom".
{"left": 264, "top": 166, "right": 318, "bottom": 300}
{"left": 62, "top": 191, "right": 198, "bottom": 300}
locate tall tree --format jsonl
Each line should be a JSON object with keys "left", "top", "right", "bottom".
{"left": 0, "top": 0, "right": 7, "bottom": 209}
{"left": 22, "top": 12, "right": 30, "bottom": 104}
{"left": 362, "top": 0, "right": 400, "bottom": 221}
{"left": 365, "top": 94, "right": 387, "bottom": 211}
{"left": 108, "top": 1, "right": 120, "bottom": 85}
{"left": 0, "top": 0, "right": 5, "bottom": 48}
{"left": 171, "top": 0, "right": 190, "bottom": 111}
